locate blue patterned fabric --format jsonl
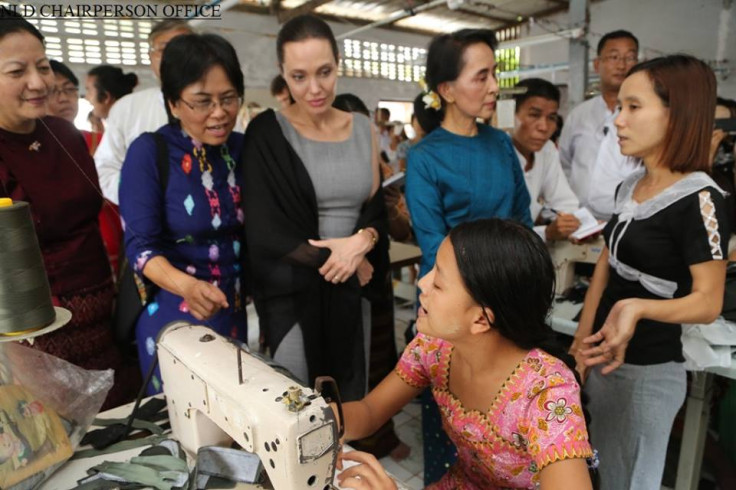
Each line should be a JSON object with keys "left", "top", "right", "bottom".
{"left": 119, "top": 124, "right": 246, "bottom": 394}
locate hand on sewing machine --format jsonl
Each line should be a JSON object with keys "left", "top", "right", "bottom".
{"left": 545, "top": 212, "right": 581, "bottom": 241}
{"left": 181, "top": 278, "right": 229, "bottom": 320}
{"left": 580, "top": 298, "right": 643, "bottom": 374}
{"left": 336, "top": 451, "right": 398, "bottom": 490}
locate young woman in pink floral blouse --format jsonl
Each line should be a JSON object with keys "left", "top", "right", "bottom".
{"left": 337, "top": 219, "right": 594, "bottom": 490}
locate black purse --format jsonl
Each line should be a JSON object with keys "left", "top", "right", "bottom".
{"left": 112, "top": 132, "right": 169, "bottom": 345}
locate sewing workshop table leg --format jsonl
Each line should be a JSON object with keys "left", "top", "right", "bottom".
{"left": 675, "top": 371, "right": 713, "bottom": 490}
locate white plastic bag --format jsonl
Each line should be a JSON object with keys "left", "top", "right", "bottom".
{"left": 0, "top": 342, "right": 113, "bottom": 489}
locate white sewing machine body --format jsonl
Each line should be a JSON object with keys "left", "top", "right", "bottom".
{"left": 158, "top": 322, "right": 339, "bottom": 490}
{"left": 547, "top": 236, "right": 605, "bottom": 294}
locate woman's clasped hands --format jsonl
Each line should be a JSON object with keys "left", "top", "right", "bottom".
{"left": 309, "top": 230, "right": 375, "bottom": 286}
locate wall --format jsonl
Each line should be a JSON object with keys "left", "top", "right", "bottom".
{"left": 211, "top": 10, "right": 431, "bottom": 110}
{"left": 519, "top": 0, "right": 736, "bottom": 109}
{"left": 62, "top": 0, "right": 735, "bottom": 113}
{"left": 62, "top": 4, "right": 432, "bottom": 110}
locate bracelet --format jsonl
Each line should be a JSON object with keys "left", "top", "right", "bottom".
{"left": 357, "top": 228, "right": 377, "bottom": 247}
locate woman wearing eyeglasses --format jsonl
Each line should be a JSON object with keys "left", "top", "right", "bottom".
{"left": 119, "top": 33, "right": 247, "bottom": 394}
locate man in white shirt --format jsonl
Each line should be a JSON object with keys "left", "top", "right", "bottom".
{"left": 586, "top": 116, "right": 640, "bottom": 220}
{"left": 559, "top": 30, "right": 639, "bottom": 208}
{"left": 94, "top": 20, "right": 192, "bottom": 204}
{"left": 512, "top": 78, "right": 580, "bottom": 241}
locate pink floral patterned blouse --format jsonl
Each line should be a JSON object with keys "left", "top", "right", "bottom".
{"left": 396, "top": 333, "right": 593, "bottom": 489}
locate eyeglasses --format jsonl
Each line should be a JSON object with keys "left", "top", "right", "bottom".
{"left": 179, "top": 95, "right": 242, "bottom": 115}
{"left": 600, "top": 53, "right": 638, "bottom": 65}
{"left": 51, "top": 86, "right": 79, "bottom": 98}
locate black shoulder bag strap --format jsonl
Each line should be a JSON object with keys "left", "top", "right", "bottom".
{"left": 113, "top": 131, "right": 169, "bottom": 345}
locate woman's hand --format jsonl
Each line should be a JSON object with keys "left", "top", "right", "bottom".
{"left": 568, "top": 337, "right": 590, "bottom": 383}
{"left": 580, "top": 298, "right": 643, "bottom": 374}
{"left": 309, "top": 231, "right": 374, "bottom": 284}
{"left": 180, "top": 278, "right": 229, "bottom": 321}
{"left": 336, "top": 451, "right": 398, "bottom": 490}
{"left": 356, "top": 258, "right": 374, "bottom": 287}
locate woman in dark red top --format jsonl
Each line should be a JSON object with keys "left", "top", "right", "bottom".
{"left": 0, "top": 8, "right": 134, "bottom": 409}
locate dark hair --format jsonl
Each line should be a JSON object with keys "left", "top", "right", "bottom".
{"left": 0, "top": 6, "right": 43, "bottom": 43}
{"left": 424, "top": 29, "right": 497, "bottom": 130}
{"left": 149, "top": 19, "right": 191, "bottom": 43}
{"left": 717, "top": 97, "right": 736, "bottom": 119}
{"left": 87, "top": 65, "right": 137, "bottom": 103}
{"left": 161, "top": 33, "right": 245, "bottom": 124}
{"left": 50, "top": 60, "right": 78, "bottom": 87}
{"left": 333, "top": 93, "right": 370, "bottom": 117}
{"left": 448, "top": 218, "right": 595, "bottom": 481}
{"left": 628, "top": 55, "right": 716, "bottom": 172}
{"left": 596, "top": 29, "right": 639, "bottom": 55}
{"left": 377, "top": 107, "right": 390, "bottom": 120}
{"left": 276, "top": 14, "right": 339, "bottom": 65}
{"left": 270, "top": 74, "right": 288, "bottom": 96}
{"left": 412, "top": 93, "right": 440, "bottom": 134}
{"left": 448, "top": 219, "right": 556, "bottom": 351}
{"left": 550, "top": 114, "right": 564, "bottom": 145}
{"left": 513, "top": 78, "right": 560, "bottom": 111}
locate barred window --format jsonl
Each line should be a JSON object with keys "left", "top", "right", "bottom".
{"left": 1, "top": 3, "right": 153, "bottom": 66}
{"left": 496, "top": 25, "right": 521, "bottom": 89}
{"left": 340, "top": 39, "right": 426, "bottom": 83}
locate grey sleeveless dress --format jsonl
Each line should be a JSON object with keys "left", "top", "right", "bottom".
{"left": 275, "top": 111, "right": 373, "bottom": 237}
{"left": 267, "top": 111, "right": 373, "bottom": 395}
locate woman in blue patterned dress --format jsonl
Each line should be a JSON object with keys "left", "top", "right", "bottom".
{"left": 119, "top": 33, "right": 246, "bottom": 394}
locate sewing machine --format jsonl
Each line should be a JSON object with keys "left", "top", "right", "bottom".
{"left": 158, "top": 322, "right": 340, "bottom": 489}
{"left": 547, "top": 236, "right": 605, "bottom": 295}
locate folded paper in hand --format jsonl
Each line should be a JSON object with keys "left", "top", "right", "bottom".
{"left": 382, "top": 171, "right": 405, "bottom": 188}
{"left": 570, "top": 208, "right": 606, "bottom": 241}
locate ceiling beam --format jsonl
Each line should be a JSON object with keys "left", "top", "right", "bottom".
{"left": 230, "top": 4, "right": 441, "bottom": 36}
{"left": 458, "top": 4, "right": 516, "bottom": 24}
{"left": 277, "top": 0, "right": 333, "bottom": 23}
{"left": 497, "top": 3, "right": 569, "bottom": 30}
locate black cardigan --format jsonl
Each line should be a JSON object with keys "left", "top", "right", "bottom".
{"left": 242, "top": 109, "right": 389, "bottom": 399}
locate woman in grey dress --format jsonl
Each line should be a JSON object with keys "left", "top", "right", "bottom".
{"left": 243, "top": 15, "right": 386, "bottom": 401}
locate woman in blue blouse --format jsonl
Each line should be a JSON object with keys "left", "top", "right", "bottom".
{"left": 407, "top": 29, "right": 532, "bottom": 280}
{"left": 119, "top": 33, "right": 247, "bottom": 394}
{"left": 405, "top": 29, "right": 533, "bottom": 485}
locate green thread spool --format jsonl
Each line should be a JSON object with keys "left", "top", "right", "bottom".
{"left": 0, "top": 200, "right": 56, "bottom": 337}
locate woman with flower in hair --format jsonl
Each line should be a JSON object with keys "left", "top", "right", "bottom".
{"left": 405, "top": 28, "right": 532, "bottom": 485}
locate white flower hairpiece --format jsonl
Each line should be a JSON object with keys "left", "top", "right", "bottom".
{"left": 418, "top": 78, "right": 441, "bottom": 111}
